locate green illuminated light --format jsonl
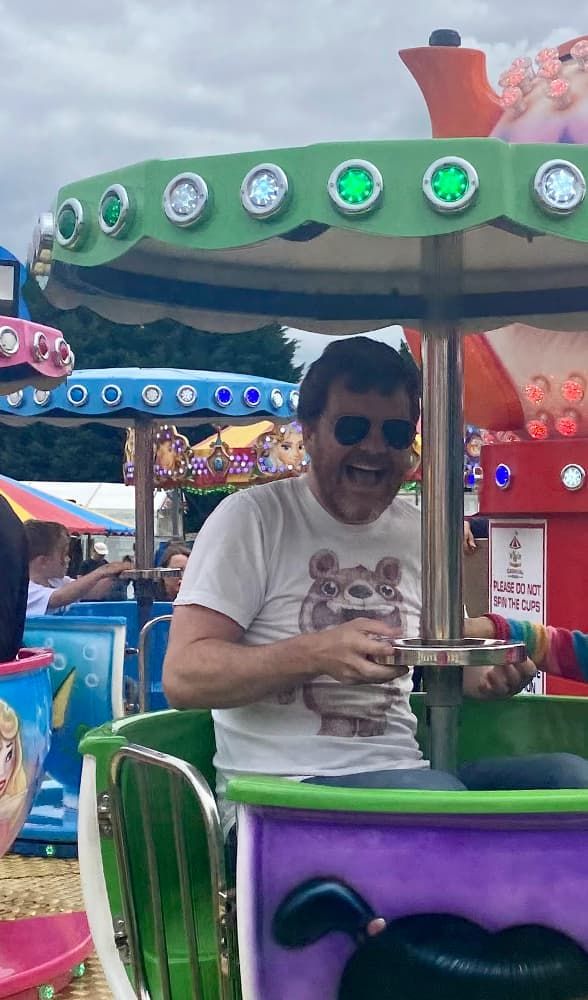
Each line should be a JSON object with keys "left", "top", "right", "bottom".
{"left": 72, "top": 963, "right": 86, "bottom": 978}
{"left": 38, "top": 986, "right": 55, "bottom": 1000}
{"left": 45, "top": 844, "right": 56, "bottom": 857}
{"left": 431, "top": 164, "right": 469, "bottom": 203}
{"left": 101, "top": 194, "right": 122, "bottom": 228}
{"left": 337, "top": 167, "right": 374, "bottom": 205}
{"left": 57, "top": 207, "right": 76, "bottom": 241}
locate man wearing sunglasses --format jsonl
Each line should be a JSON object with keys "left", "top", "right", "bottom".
{"left": 165, "top": 337, "right": 587, "bottom": 840}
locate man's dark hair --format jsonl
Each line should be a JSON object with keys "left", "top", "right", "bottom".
{"left": 24, "top": 520, "right": 69, "bottom": 560}
{"left": 298, "top": 337, "right": 421, "bottom": 425}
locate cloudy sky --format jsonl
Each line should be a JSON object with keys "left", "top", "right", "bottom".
{"left": 4, "top": 1, "right": 583, "bottom": 367}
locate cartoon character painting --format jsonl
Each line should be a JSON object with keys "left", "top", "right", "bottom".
{"left": 281, "top": 550, "right": 407, "bottom": 735}
{"left": 256, "top": 422, "right": 308, "bottom": 476}
{"left": 0, "top": 698, "right": 28, "bottom": 838}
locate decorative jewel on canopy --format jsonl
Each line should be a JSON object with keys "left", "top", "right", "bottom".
{"left": 99, "top": 184, "right": 131, "bottom": 237}
{"left": 214, "top": 386, "right": 233, "bottom": 407}
{"left": 141, "top": 384, "right": 163, "bottom": 406}
{"left": 524, "top": 382, "right": 546, "bottom": 404}
{"left": 163, "top": 173, "right": 209, "bottom": 227}
{"left": 0, "top": 326, "right": 19, "bottom": 357}
{"left": 538, "top": 59, "right": 562, "bottom": 82}
{"left": 55, "top": 198, "right": 85, "bottom": 249}
{"left": 71, "top": 963, "right": 86, "bottom": 979}
{"left": 561, "top": 463, "right": 586, "bottom": 491}
{"left": 67, "top": 385, "right": 88, "bottom": 407}
{"left": 177, "top": 385, "right": 197, "bottom": 406}
{"left": 328, "top": 160, "right": 383, "bottom": 215}
{"left": 28, "top": 212, "right": 54, "bottom": 285}
{"left": 498, "top": 67, "right": 535, "bottom": 95}
{"left": 526, "top": 418, "right": 549, "bottom": 440}
{"left": 495, "top": 464, "right": 512, "bottom": 490}
{"left": 547, "top": 78, "right": 572, "bottom": 110}
{"left": 37, "top": 985, "right": 55, "bottom": 1000}
{"left": 54, "top": 337, "right": 72, "bottom": 367}
{"left": 288, "top": 389, "right": 299, "bottom": 412}
{"left": 243, "top": 386, "right": 261, "bottom": 407}
{"left": 102, "top": 384, "right": 123, "bottom": 407}
{"left": 6, "top": 390, "right": 23, "bottom": 407}
{"left": 32, "top": 331, "right": 50, "bottom": 362}
{"left": 422, "top": 156, "right": 479, "bottom": 213}
{"left": 535, "top": 47, "right": 559, "bottom": 66}
{"left": 571, "top": 39, "right": 588, "bottom": 70}
{"left": 498, "top": 86, "right": 527, "bottom": 116}
{"left": 533, "top": 160, "right": 586, "bottom": 215}
{"left": 556, "top": 410, "right": 580, "bottom": 436}
{"left": 561, "top": 376, "right": 585, "bottom": 403}
{"left": 241, "top": 164, "right": 289, "bottom": 218}
{"left": 270, "top": 388, "right": 284, "bottom": 410}
{"left": 33, "top": 389, "right": 51, "bottom": 407}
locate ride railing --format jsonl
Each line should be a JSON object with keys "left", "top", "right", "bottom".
{"left": 137, "top": 616, "right": 173, "bottom": 714}
{"left": 109, "top": 744, "right": 239, "bottom": 1000}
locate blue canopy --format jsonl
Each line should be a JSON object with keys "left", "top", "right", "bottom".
{"left": 0, "top": 367, "right": 299, "bottom": 427}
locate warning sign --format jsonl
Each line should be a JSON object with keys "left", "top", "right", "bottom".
{"left": 489, "top": 521, "right": 547, "bottom": 695}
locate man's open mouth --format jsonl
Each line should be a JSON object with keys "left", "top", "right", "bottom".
{"left": 344, "top": 465, "right": 386, "bottom": 487}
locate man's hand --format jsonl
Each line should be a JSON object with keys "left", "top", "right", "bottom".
{"left": 463, "top": 520, "right": 477, "bottom": 555}
{"left": 465, "top": 659, "right": 538, "bottom": 700}
{"left": 313, "top": 618, "right": 409, "bottom": 685}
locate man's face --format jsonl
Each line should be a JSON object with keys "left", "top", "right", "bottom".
{"left": 304, "top": 380, "right": 415, "bottom": 524}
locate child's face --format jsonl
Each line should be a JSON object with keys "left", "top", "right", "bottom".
{"left": 44, "top": 538, "right": 70, "bottom": 579}
{"left": 0, "top": 738, "right": 16, "bottom": 795}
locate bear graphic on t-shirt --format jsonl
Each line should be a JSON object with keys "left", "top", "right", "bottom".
{"left": 285, "top": 550, "right": 407, "bottom": 737}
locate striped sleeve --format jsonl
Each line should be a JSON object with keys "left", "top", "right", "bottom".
{"left": 484, "top": 614, "right": 588, "bottom": 684}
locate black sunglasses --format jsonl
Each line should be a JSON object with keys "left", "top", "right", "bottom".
{"left": 334, "top": 415, "right": 416, "bottom": 450}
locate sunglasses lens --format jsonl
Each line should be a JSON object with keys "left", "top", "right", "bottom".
{"left": 334, "top": 415, "right": 370, "bottom": 446}
{"left": 383, "top": 420, "right": 416, "bottom": 450}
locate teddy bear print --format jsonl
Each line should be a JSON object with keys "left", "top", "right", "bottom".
{"left": 285, "top": 550, "right": 406, "bottom": 736}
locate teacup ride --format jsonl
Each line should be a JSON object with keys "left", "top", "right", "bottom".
{"left": 0, "top": 339, "right": 92, "bottom": 996}
{"left": 0, "top": 369, "right": 299, "bottom": 861}
{"left": 29, "top": 35, "right": 588, "bottom": 994}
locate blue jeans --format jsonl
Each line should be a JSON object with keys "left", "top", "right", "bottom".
{"left": 303, "top": 753, "right": 588, "bottom": 791}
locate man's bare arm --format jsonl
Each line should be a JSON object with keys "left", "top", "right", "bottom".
{"left": 163, "top": 604, "right": 409, "bottom": 709}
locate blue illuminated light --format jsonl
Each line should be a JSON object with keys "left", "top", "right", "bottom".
{"left": 495, "top": 463, "right": 511, "bottom": 490}
{"left": 215, "top": 386, "right": 233, "bottom": 407}
{"left": 243, "top": 386, "right": 261, "bottom": 407}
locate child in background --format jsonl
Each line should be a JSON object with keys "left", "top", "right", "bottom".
{"left": 466, "top": 614, "right": 588, "bottom": 687}
{"left": 25, "top": 520, "right": 127, "bottom": 616}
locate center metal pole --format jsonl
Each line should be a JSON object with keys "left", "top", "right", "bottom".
{"left": 421, "top": 234, "right": 465, "bottom": 774}
{"left": 133, "top": 420, "right": 156, "bottom": 631}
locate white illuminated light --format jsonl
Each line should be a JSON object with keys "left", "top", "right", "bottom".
{"left": 163, "top": 173, "right": 209, "bottom": 227}
{"left": 241, "top": 164, "right": 289, "bottom": 218}
{"left": 288, "top": 389, "right": 299, "bottom": 411}
{"left": 142, "top": 385, "right": 162, "bottom": 406}
{"left": 176, "top": 385, "right": 197, "bottom": 406}
{"left": 533, "top": 160, "right": 586, "bottom": 215}
{"left": 270, "top": 388, "right": 284, "bottom": 410}
{"left": 6, "top": 391, "right": 23, "bottom": 407}
{"left": 33, "top": 390, "right": 51, "bottom": 407}
{"left": 561, "top": 463, "right": 586, "bottom": 491}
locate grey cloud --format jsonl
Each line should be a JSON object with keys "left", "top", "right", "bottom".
{"left": 0, "top": 1, "right": 582, "bottom": 265}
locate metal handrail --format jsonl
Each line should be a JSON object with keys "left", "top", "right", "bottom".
{"left": 109, "top": 744, "right": 235, "bottom": 1000}
{"left": 137, "top": 615, "right": 173, "bottom": 714}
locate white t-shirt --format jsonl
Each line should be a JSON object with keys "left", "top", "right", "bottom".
{"left": 176, "top": 476, "right": 426, "bottom": 832}
{"left": 27, "top": 577, "right": 74, "bottom": 616}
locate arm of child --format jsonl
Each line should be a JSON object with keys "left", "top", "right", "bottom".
{"left": 46, "top": 562, "right": 127, "bottom": 611}
{"left": 465, "top": 614, "right": 588, "bottom": 685}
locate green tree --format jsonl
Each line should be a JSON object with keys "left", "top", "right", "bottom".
{"left": 0, "top": 281, "right": 302, "bottom": 483}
